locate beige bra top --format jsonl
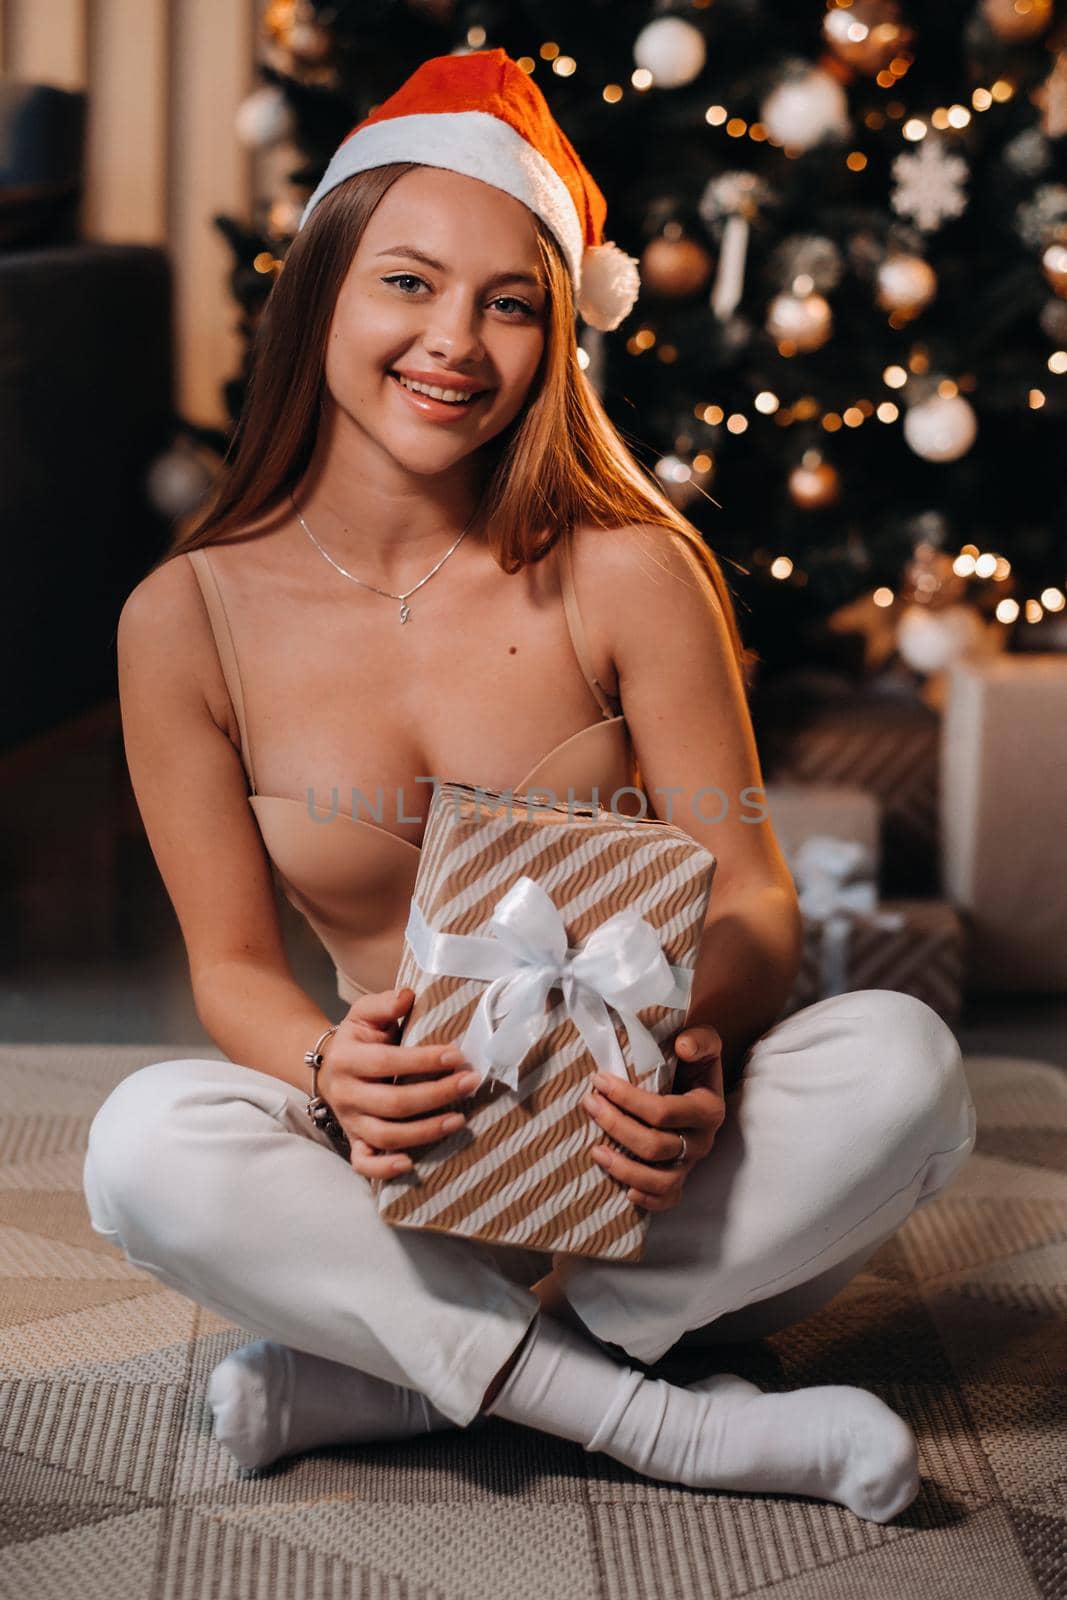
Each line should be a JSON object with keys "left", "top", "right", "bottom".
{"left": 186, "top": 528, "right": 646, "bottom": 1002}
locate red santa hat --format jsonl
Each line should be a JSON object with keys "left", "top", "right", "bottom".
{"left": 298, "top": 47, "right": 640, "bottom": 332}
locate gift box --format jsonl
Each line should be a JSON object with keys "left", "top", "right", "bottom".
{"left": 779, "top": 833, "right": 964, "bottom": 1024}
{"left": 754, "top": 674, "right": 940, "bottom": 896}
{"left": 372, "top": 781, "right": 716, "bottom": 1263}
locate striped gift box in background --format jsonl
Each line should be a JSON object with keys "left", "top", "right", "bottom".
{"left": 783, "top": 899, "right": 966, "bottom": 1025}
{"left": 373, "top": 783, "right": 716, "bottom": 1263}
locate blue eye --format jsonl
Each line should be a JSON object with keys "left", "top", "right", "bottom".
{"left": 381, "top": 273, "right": 425, "bottom": 294}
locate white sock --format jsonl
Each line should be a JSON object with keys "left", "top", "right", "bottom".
{"left": 485, "top": 1314, "right": 920, "bottom": 1524}
{"left": 206, "top": 1339, "right": 461, "bottom": 1470}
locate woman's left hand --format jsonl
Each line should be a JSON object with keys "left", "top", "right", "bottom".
{"left": 583, "top": 1024, "right": 727, "bottom": 1212}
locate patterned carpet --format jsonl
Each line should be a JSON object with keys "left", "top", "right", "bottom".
{"left": 0, "top": 1042, "right": 1063, "bottom": 1600}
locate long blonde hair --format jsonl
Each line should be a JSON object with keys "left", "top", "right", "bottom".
{"left": 160, "top": 162, "right": 754, "bottom": 682}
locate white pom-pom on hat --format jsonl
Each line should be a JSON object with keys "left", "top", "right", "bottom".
{"left": 577, "top": 242, "right": 642, "bottom": 332}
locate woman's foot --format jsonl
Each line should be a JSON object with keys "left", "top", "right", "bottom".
{"left": 484, "top": 1314, "right": 921, "bottom": 1524}
{"left": 206, "top": 1339, "right": 460, "bottom": 1470}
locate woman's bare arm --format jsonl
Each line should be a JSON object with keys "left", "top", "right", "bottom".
{"left": 117, "top": 556, "right": 337, "bottom": 1093}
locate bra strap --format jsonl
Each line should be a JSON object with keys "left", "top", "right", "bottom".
{"left": 557, "top": 526, "right": 620, "bottom": 721}
{"left": 185, "top": 549, "right": 257, "bottom": 793}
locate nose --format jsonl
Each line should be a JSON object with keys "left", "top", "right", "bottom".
{"left": 422, "top": 290, "right": 485, "bottom": 369}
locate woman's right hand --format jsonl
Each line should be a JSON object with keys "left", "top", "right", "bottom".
{"left": 317, "top": 986, "right": 482, "bottom": 1180}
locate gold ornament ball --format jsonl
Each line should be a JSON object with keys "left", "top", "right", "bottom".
{"left": 1042, "top": 242, "right": 1067, "bottom": 298}
{"left": 766, "top": 290, "right": 833, "bottom": 352}
{"left": 982, "top": 0, "right": 1052, "bottom": 42}
{"left": 289, "top": 20, "right": 332, "bottom": 63}
{"left": 263, "top": 0, "right": 297, "bottom": 45}
{"left": 788, "top": 458, "right": 841, "bottom": 509}
{"left": 823, "top": 0, "right": 913, "bottom": 76}
{"left": 875, "top": 253, "right": 938, "bottom": 317}
{"left": 641, "top": 235, "right": 712, "bottom": 297}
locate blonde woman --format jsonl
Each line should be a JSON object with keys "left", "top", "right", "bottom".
{"left": 83, "top": 51, "right": 975, "bottom": 1522}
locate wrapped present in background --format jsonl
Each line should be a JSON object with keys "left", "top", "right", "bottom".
{"left": 779, "top": 831, "right": 965, "bottom": 1024}
{"left": 373, "top": 781, "right": 716, "bottom": 1263}
{"left": 753, "top": 672, "right": 940, "bottom": 897}
{"left": 764, "top": 782, "right": 882, "bottom": 880}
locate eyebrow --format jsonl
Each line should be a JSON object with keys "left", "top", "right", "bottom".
{"left": 373, "top": 244, "right": 544, "bottom": 290}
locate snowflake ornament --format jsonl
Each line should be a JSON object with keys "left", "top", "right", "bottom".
{"left": 891, "top": 136, "right": 968, "bottom": 232}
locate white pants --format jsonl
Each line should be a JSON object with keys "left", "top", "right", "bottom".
{"left": 82, "top": 990, "right": 977, "bottom": 1429}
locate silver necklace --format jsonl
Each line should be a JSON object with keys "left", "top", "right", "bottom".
{"left": 290, "top": 490, "right": 477, "bottom": 624}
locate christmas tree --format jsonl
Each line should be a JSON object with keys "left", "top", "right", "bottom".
{"left": 207, "top": 0, "right": 1067, "bottom": 682}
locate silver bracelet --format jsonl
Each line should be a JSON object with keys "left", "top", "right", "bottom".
{"left": 304, "top": 1025, "right": 350, "bottom": 1153}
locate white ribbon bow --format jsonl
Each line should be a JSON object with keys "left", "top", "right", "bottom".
{"left": 403, "top": 875, "right": 694, "bottom": 1093}
{"left": 790, "top": 835, "right": 906, "bottom": 997}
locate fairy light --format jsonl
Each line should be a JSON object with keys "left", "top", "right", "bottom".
{"left": 516, "top": 56, "right": 535, "bottom": 74}
{"left": 843, "top": 406, "right": 865, "bottom": 427}
{"left": 972, "top": 87, "right": 993, "bottom": 110}
{"left": 974, "top": 552, "right": 998, "bottom": 578}
{"left": 539, "top": 41, "right": 559, "bottom": 60}
{"left": 1049, "top": 351, "right": 1067, "bottom": 374}
{"left": 990, "top": 80, "right": 1014, "bottom": 102}
{"left": 1025, "top": 598, "right": 1044, "bottom": 622}
{"left": 883, "top": 365, "right": 908, "bottom": 387}
{"left": 902, "top": 117, "right": 927, "bottom": 139}
{"left": 704, "top": 104, "right": 727, "bottom": 125}
{"left": 770, "top": 556, "right": 794, "bottom": 580}
{"left": 953, "top": 553, "right": 977, "bottom": 576}
{"left": 754, "top": 391, "right": 779, "bottom": 414}
{"left": 726, "top": 413, "right": 748, "bottom": 433}
{"left": 631, "top": 67, "right": 653, "bottom": 90}
{"left": 466, "top": 25, "right": 486, "bottom": 46}
{"left": 1043, "top": 588, "right": 1066, "bottom": 611}
{"left": 602, "top": 83, "right": 623, "bottom": 103}
{"left": 874, "top": 587, "right": 895, "bottom": 607}
{"left": 937, "top": 378, "right": 959, "bottom": 397}
{"left": 1029, "top": 389, "right": 1046, "bottom": 408}
{"left": 876, "top": 401, "right": 899, "bottom": 421}
{"left": 846, "top": 150, "right": 868, "bottom": 170}
{"left": 553, "top": 55, "right": 576, "bottom": 77}
{"left": 997, "top": 597, "right": 1020, "bottom": 622}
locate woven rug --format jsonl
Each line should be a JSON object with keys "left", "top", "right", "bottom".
{"left": 0, "top": 1043, "right": 1063, "bottom": 1600}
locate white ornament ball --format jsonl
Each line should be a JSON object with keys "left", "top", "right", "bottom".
{"left": 766, "top": 290, "right": 833, "bottom": 351}
{"left": 761, "top": 67, "right": 849, "bottom": 151}
{"left": 902, "top": 393, "right": 977, "bottom": 462}
{"left": 235, "top": 85, "right": 296, "bottom": 149}
{"left": 897, "top": 603, "right": 986, "bottom": 675}
{"left": 633, "top": 17, "right": 706, "bottom": 89}
{"left": 875, "top": 253, "right": 938, "bottom": 317}
{"left": 145, "top": 446, "right": 216, "bottom": 519}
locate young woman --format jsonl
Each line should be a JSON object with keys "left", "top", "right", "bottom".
{"left": 83, "top": 50, "right": 976, "bottom": 1523}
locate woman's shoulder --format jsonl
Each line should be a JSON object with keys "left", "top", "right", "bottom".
{"left": 117, "top": 547, "right": 241, "bottom": 741}
{"left": 567, "top": 519, "right": 706, "bottom": 596}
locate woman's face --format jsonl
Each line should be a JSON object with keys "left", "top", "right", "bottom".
{"left": 323, "top": 166, "right": 549, "bottom": 477}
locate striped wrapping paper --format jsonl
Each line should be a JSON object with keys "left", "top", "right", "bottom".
{"left": 372, "top": 782, "right": 716, "bottom": 1262}
{"left": 782, "top": 898, "right": 965, "bottom": 1025}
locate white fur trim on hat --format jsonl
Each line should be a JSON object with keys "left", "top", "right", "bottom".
{"left": 578, "top": 242, "right": 641, "bottom": 332}
{"left": 299, "top": 110, "right": 584, "bottom": 285}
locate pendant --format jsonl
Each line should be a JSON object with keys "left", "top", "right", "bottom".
{"left": 399, "top": 601, "right": 411, "bottom": 624}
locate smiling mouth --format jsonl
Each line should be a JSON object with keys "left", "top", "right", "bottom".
{"left": 389, "top": 371, "right": 491, "bottom": 406}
